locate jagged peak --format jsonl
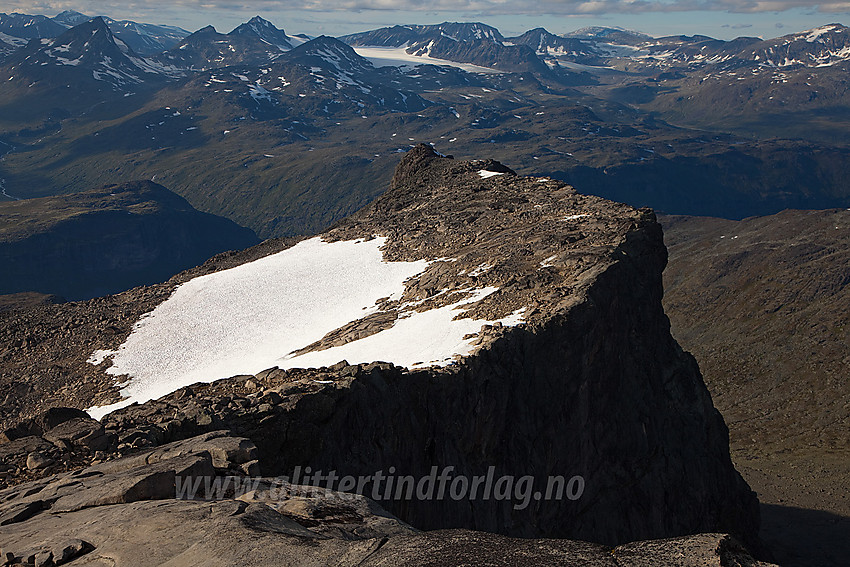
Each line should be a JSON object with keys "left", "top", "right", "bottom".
{"left": 58, "top": 15, "right": 108, "bottom": 31}
{"left": 390, "top": 144, "right": 450, "bottom": 188}
{"left": 228, "top": 15, "right": 289, "bottom": 47}
{"left": 47, "top": 16, "right": 116, "bottom": 47}
{"left": 230, "top": 15, "right": 277, "bottom": 34}
{"left": 89, "top": 16, "right": 109, "bottom": 28}
{"left": 4, "top": 15, "right": 179, "bottom": 89}
{"left": 247, "top": 15, "right": 274, "bottom": 26}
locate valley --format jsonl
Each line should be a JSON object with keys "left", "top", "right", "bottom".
{"left": 0, "top": 181, "right": 259, "bottom": 300}
{"left": 662, "top": 211, "right": 850, "bottom": 566}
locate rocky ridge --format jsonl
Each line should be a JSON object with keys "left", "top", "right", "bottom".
{"left": 2, "top": 146, "right": 759, "bottom": 552}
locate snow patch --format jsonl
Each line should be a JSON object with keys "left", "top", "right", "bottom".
{"left": 468, "top": 263, "right": 493, "bottom": 277}
{"left": 86, "top": 237, "right": 526, "bottom": 419}
{"left": 282, "top": 287, "right": 521, "bottom": 371}
{"left": 805, "top": 25, "right": 840, "bottom": 43}
{"left": 249, "top": 82, "right": 273, "bottom": 102}
{"left": 87, "top": 237, "right": 426, "bottom": 416}
{"left": 539, "top": 255, "right": 558, "bottom": 268}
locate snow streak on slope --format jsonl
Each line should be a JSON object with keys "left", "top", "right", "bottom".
{"left": 478, "top": 170, "right": 504, "bottom": 178}
{"left": 352, "top": 46, "right": 502, "bottom": 73}
{"left": 87, "top": 236, "right": 523, "bottom": 418}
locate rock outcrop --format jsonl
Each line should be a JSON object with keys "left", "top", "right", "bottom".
{"left": 1, "top": 146, "right": 760, "bottom": 551}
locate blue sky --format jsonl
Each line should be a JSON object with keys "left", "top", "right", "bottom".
{"left": 15, "top": 1, "right": 850, "bottom": 39}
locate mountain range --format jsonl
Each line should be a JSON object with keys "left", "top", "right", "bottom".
{"left": 0, "top": 14, "right": 848, "bottom": 242}
{"left": 3, "top": 17, "right": 182, "bottom": 94}
{"left": 341, "top": 21, "right": 850, "bottom": 142}
{"left": 0, "top": 10, "right": 189, "bottom": 55}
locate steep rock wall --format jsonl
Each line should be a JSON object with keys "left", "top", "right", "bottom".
{"left": 236, "top": 217, "right": 757, "bottom": 545}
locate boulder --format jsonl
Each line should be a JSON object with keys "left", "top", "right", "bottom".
{"left": 43, "top": 417, "right": 108, "bottom": 451}
{"left": 1, "top": 408, "right": 89, "bottom": 444}
{"left": 25, "top": 452, "right": 53, "bottom": 471}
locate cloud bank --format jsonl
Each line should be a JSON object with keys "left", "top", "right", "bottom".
{"left": 11, "top": 0, "right": 850, "bottom": 15}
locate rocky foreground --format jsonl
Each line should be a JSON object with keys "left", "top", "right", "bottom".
{"left": 1, "top": 146, "right": 764, "bottom": 562}
{"left": 0, "top": 426, "right": 775, "bottom": 566}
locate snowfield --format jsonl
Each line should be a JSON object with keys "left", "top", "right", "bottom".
{"left": 87, "top": 236, "right": 524, "bottom": 418}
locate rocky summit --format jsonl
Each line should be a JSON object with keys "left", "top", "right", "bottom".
{"left": 1, "top": 146, "right": 761, "bottom": 561}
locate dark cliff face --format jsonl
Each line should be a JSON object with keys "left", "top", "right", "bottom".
{"left": 236, "top": 267, "right": 756, "bottom": 545}
{"left": 0, "top": 180, "right": 259, "bottom": 300}
{"left": 28, "top": 146, "right": 758, "bottom": 547}
{"left": 291, "top": 147, "right": 758, "bottom": 545}
{"left": 243, "top": 151, "right": 757, "bottom": 543}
